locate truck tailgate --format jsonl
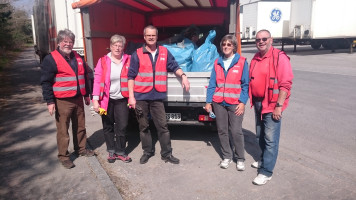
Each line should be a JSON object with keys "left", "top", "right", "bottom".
{"left": 166, "top": 72, "right": 211, "bottom": 103}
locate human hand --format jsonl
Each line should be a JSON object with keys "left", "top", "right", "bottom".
{"left": 235, "top": 103, "right": 245, "bottom": 116}
{"left": 47, "top": 103, "right": 55, "bottom": 116}
{"left": 181, "top": 76, "right": 190, "bottom": 92}
{"left": 128, "top": 97, "right": 136, "bottom": 109}
{"left": 204, "top": 103, "right": 212, "bottom": 113}
{"left": 84, "top": 97, "right": 90, "bottom": 106}
{"left": 92, "top": 100, "right": 100, "bottom": 112}
{"left": 272, "top": 107, "right": 282, "bottom": 120}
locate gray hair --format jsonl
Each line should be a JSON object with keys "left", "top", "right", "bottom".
{"left": 220, "top": 34, "right": 238, "bottom": 53}
{"left": 143, "top": 25, "right": 158, "bottom": 36}
{"left": 110, "top": 34, "right": 126, "bottom": 46}
{"left": 57, "top": 29, "right": 75, "bottom": 44}
{"left": 256, "top": 29, "right": 271, "bottom": 37}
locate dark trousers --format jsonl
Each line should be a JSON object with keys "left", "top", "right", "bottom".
{"left": 213, "top": 102, "right": 245, "bottom": 161}
{"left": 136, "top": 100, "right": 172, "bottom": 157}
{"left": 55, "top": 96, "right": 87, "bottom": 161}
{"left": 101, "top": 98, "right": 129, "bottom": 155}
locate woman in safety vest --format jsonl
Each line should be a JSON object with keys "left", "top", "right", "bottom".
{"left": 204, "top": 34, "right": 249, "bottom": 170}
{"left": 92, "top": 35, "right": 132, "bottom": 163}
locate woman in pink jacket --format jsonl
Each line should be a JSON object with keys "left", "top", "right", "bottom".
{"left": 92, "top": 34, "right": 132, "bottom": 163}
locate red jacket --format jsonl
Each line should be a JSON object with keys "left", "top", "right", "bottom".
{"left": 134, "top": 46, "right": 168, "bottom": 93}
{"left": 51, "top": 50, "right": 86, "bottom": 98}
{"left": 249, "top": 47, "right": 293, "bottom": 114}
{"left": 213, "top": 57, "right": 246, "bottom": 104}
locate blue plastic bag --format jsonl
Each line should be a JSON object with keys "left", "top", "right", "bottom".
{"left": 163, "top": 38, "right": 196, "bottom": 72}
{"left": 191, "top": 30, "right": 219, "bottom": 72}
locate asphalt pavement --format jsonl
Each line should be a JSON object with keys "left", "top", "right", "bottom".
{"left": 1, "top": 45, "right": 356, "bottom": 200}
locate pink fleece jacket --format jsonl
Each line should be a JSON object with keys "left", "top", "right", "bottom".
{"left": 249, "top": 47, "right": 294, "bottom": 114}
{"left": 92, "top": 53, "right": 130, "bottom": 111}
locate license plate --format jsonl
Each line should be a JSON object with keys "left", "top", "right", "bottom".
{"left": 166, "top": 113, "right": 181, "bottom": 121}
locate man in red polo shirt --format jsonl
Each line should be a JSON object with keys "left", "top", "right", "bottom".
{"left": 249, "top": 29, "right": 294, "bottom": 185}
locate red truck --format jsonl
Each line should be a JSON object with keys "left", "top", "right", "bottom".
{"left": 36, "top": 0, "right": 242, "bottom": 126}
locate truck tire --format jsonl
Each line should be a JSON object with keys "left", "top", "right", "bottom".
{"left": 311, "top": 41, "right": 322, "bottom": 50}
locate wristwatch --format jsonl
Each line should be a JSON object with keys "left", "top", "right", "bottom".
{"left": 276, "top": 102, "right": 283, "bottom": 107}
{"left": 181, "top": 73, "right": 186, "bottom": 78}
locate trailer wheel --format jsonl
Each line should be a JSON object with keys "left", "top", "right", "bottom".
{"left": 311, "top": 42, "right": 321, "bottom": 50}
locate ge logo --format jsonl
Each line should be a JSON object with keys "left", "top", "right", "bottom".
{"left": 270, "top": 8, "right": 282, "bottom": 23}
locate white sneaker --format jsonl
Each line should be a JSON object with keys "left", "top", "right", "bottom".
{"left": 236, "top": 161, "right": 245, "bottom": 171}
{"left": 219, "top": 159, "right": 232, "bottom": 169}
{"left": 251, "top": 161, "right": 261, "bottom": 169}
{"left": 252, "top": 174, "right": 272, "bottom": 185}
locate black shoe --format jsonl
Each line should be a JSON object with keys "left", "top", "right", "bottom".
{"left": 161, "top": 155, "right": 180, "bottom": 164}
{"left": 140, "top": 154, "right": 152, "bottom": 164}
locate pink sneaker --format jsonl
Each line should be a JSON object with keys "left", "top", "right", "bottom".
{"left": 115, "top": 154, "right": 132, "bottom": 163}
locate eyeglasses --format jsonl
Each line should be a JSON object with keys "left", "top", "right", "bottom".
{"left": 255, "top": 37, "right": 270, "bottom": 43}
{"left": 145, "top": 35, "right": 156, "bottom": 37}
{"left": 61, "top": 40, "right": 74, "bottom": 45}
{"left": 112, "top": 44, "right": 123, "bottom": 49}
{"left": 222, "top": 43, "right": 232, "bottom": 47}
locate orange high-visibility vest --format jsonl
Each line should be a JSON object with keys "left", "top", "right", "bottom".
{"left": 134, "top": 46, "right": 168, "bottom": 93}
{"left": 213, "top": 57, "right": 246, "bottom": 104}
{"left": 52, "top": 50, "right": 86, "bottom": 98}
{"left": 99, "top": 55, "right": 130, "bottom": 99}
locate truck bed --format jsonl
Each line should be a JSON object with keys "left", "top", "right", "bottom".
{"left": 166, "top": 72, "right": 211, "bottom": 104}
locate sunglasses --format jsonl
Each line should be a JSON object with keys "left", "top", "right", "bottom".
{"left": 255, "top": 37, "right": 270, "bottom": 43}
{"left": 222, "top": 43, "right": 232, "bottom": 47}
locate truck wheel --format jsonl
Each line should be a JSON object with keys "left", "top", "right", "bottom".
{"left": 322, "top": 41, "right": 331, "bottom": 49}
{"left": 311, "top": 41, "right": 321, "bottom": 50}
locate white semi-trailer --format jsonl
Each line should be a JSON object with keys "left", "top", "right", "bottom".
{"left": 32, "top": 0, "right": 84, "bottom": 62}
{"left": 241, "top": 0, "right": 291, "bottom": 42}
{"left": 287, "top": 0, "right": 356, "bottom": 51}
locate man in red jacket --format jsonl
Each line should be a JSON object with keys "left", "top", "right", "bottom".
{"left": 249, "top": 29, "right": 294, "bottom": 185}
{"left": 41, "top": 29, "right": 94, "bottom": 169}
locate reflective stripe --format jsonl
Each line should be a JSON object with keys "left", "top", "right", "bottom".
{"left": 137, "top": 72, "right": 153, "bottom": 77}
{"left": 217, "top": 83, "right": 224, "bottom": 87}
{"left": 155, "top": 81, "right": 167, "bottom": 85}
{"left": 214, "top": 92, "right": 240, "bottom": 98}
{"left": 214, "top": 92, "right": 224, "bottom": 97}
{"left": 224, "top": 84, "right": 241, "bottom": 89}
{"left": 121, "top": 88, "right": 128, "bottom": 91}
{"left": 53, "top": 86, "right": 77, "bottom": 91}
{"left": 78, "top": 75, "right": 85, "bottom": 79}
{"left": 121, "top": 78, "right": 128, "bottom": 82}
{"left": 135, "top": 81, "right": 153, "bottom": 86}
{"left": 100, "top": 83, "right": 104, "bottom": 87}
{"left": 79, "top": 84, "right": 85, "bottom": 89}
{"left": 273, "top": 89, "right": 279, "bottom": 94}
{"left": 224, "top": 93, "right": 240, "bottom": 98}
{"left": 155, "top": 71, "right": 167, "bottom": 76}
{"left": 55, "top": 76, "right": 77, "bottom": 82}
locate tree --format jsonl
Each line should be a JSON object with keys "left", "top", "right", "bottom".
{"left": 0, "top": 2, "right": 32, "bottom": 51}
{"left": 0, "top": 3, "right": 13, "bottom": 50}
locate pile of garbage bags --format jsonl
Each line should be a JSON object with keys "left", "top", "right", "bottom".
{"left": 163, "top": 30, "right": 219, "bottom": 72}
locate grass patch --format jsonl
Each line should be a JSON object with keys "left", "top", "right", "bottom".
{"left": 0, "top": 50, "right": 21, "bottom": 72}
{"left": 0, "top": 56, "right": 9, "bottom": 71}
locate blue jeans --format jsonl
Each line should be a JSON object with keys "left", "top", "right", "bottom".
{"left": 254, "top": 101, "right": 281, "bottom": 177}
